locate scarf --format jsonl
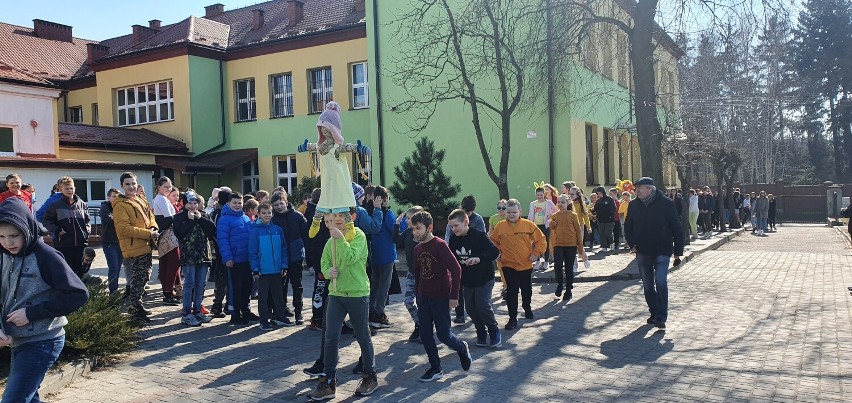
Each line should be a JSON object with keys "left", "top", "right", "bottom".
{"left": 640, "top": 187, "right": 658, "bottom": 206}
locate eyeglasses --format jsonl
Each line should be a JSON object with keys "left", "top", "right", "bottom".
{"left": 496, "top": 206, "right": 507, "bottom": 210}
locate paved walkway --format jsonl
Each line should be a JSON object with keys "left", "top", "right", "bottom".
{"left": 48, "top": 224, "right": 852, "bottom": 402}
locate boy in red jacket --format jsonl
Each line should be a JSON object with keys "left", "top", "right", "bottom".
{"left": 411, "top": 211, "right": 472, "bottom": 382}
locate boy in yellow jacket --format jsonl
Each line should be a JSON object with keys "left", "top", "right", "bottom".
{"left": 489, "top": 198, "right": 546, "bottom": 330}
{"left": 112, "top": 172, "right": 158, "bottom": 324}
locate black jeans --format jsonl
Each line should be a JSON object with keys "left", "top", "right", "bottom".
{"left": 553, "top": 246, "right": 578, "bottom": 289}
{"left": 286, "top": 261, "right": 304, "bottom": 315}
{"left": 210, "top": 257, "right": 229, "bottom": 312}
{"left": 537, "top": 224, "right": 551, "bottom": 261}
{"left": 503, "top": 267, "right": 532, "bottom": 319}
{"left": 228, "top": 262, "right": 253, "bottom": 319}
{"left": 699, "top": 212, "right": 712, "bottom": 233}
{"left": 57, "top": 246, "right": 85, "bottom": 278}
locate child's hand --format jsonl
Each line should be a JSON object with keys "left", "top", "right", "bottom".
{"left": 6, "top": 308, "right": 29, "bottom": 327}
{"left": 225, "top": 260, "right": 234, "bottom": 268}
{"left": 329, "top": 267, "right": 339, "bottom": 279}
{"left": 449, "top": 299, "right": 459, "bottom": 309}
{"left": 330, "top": 228, "right": 343, "bottom": 239}
{"left": 0, "top": 330, "right": 10, "bottom": 347}
{"left": 465, "top": 257, "right": 480, "bottom": 266}
{"left": 253, "top": 274, "right": 260, "bottom": 280}
{"left": 529, "top": 254, "right": 539, "bottom": 263}
{"left": 395, "top": 215, "right": 404, "bottom": 225}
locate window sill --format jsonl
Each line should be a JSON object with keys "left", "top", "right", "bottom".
{"left": 349, "top": 106, "right": 370, "bottom": 111}
{"left": 270, "top": 115, "right": 294, "bottom": 120}
{"left": 307, "top": 112, "right": 322, "bottom": 115}
{"left": 235, "top": 119, "right": 258, "bottom": 123}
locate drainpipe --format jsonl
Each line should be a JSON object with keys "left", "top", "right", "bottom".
{"left": 195, "top": 59, "right": 227, "bottom": 157}
{"left": 372, "top": 0, "right": 386, "bottom": 183}
{"left": 61, "top": 91, "right": 68, "bottom": 122}
{"left": 546, "top": 0, "right": 555, "bottom": 184}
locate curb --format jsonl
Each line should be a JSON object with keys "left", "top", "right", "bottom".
{"left": 834, "top": 226, "right": 851, "bottom": 248}
{"left": 40, "top": 357, "right": 95, "bottom": 397}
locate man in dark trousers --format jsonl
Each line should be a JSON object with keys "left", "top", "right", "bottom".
{"left": 624, "top": 177, "right": 684, "bottom": 331}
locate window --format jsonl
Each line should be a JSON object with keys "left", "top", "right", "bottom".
{"left": 309, "top": 67, "right": 333, "bottom": 114}
{"left": 270, "top": 74, "right": 293, "bottom": 118}
{"left": 116, "top": 81, "right": 174, "bottom": 127}
{"left": 585, "top": 125, "right": 597, "bottom": 185}
{"left": 276, "top": 155, "right": 298, "bottom": 194}
{"left": 617, "top": 32, "right": 629, "bottom": 87}
{"left": 352, "top": 152, "right": 372, "bottom": 187}
{"left": 667, "top": 70, "right": 677, "bottom": 111}
{"left": 71, "top": 179, "right": 107, "bottom": 203}
{"left": 603, "top": 129, "right": 612, "bottom": 185}
{"left": 0, "top": 127, "right": 13, "bottom": 154}
{"left": 91, "top": 103, "right": 99, "bottom": 126}
{"left": 583, "top": 28, "right": 599, "bottom": 72}
{"left": 242, "top": 160, "right": 259, "bottom": 193}
{"left": 235, "top": 79, "right": 256, "bottom": 122}
{"left": 351, "top": 62, "right": 369, "bottom": 109}
{"left": 601, "top": 27, "right": 613, "bottom": 79}
{"left": 69, "top": 106, "right": 83, "bottom": 123}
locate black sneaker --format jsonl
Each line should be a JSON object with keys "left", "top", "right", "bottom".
{"left": 352, "top": 358, "right": 364, "bottom": 374}
{"left": 475, "top": 330, "right": 488, "bottom": 347}
{"left": 419, "top": 367, "right": 443, "bottom": 382}
{"left": 453, "top": 315, "right": 465, "bottom": 324}
{"left": 242, "top": 311, "right": 260, "bottom": 321}
{"left": 376, "top": 313, "right": 393, "bottom": 328}
{"left": 555, "top": 284, "right": 563, "bottom": 297}
{"left": 458, "top": 341, "right": 472, "bottom": 371}
{"left": 524, "top": 310, "right": 534, "bottom": 320}
{"left": 501, "top": 288, "right": 507, "bottom": 301}
{"left": 294, "top": 314, "right": 304, "bottom": 325}
{"left": 284, "top": 306, "right": 295, "bottom": 317}
{"left": 505, "top": 318, "right": 517, "bottom": 330}
{"left": 655, "top": 320, "right": 666, "bottom": 330}
{"left": 162, "top": 295, "right": 180, "bottom": 306}
{"left": 212, "top": 311, "right": 227, "bottom": 319}
{"left": 408, "top": 326, "right": 421, "bottom": 342}
{"left": 303, "top": 361, "right": 325, "bottom": 378}
{"left": 229, "top": 317, "right": 249, "bottom": 326}
{"left": 272, "top": 317, "right": 294, "bottom": 327}
{"left": 646, "top": 315, "right": 656, "bottom": 324}
{"left": 563, "top": 290, "right": 572, "bottom": 302}
{"left": 129, "top": 306, "right": 153, "bottom": 316}
{"left": 258, "top": 321, "right": 273, "bottom": 331}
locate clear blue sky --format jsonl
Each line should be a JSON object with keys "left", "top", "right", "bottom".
{"left": 2, "top": 1, "right": 263, "bottom": 40}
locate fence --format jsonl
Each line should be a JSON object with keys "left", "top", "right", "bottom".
{"left": 776, "top": 195, "right": 826, "bottom": 224}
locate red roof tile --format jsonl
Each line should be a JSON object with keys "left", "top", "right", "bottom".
{"left": 58, "top": 123, "right": 189, "bottom": 155}
{"left": 0, "top": 22, "right": 95, "bottom": 82}
{"left": 0, "top": 60, "right": 54, "bottom": 86}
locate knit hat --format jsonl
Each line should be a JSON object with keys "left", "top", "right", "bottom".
{"left": 352, "top": 182, "right": 365, "bottom": 201}
{"left": 634, "top": 177, "right": 655, "bottom": 187}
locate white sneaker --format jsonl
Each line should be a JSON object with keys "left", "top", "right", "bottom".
{"left": 573, "top": 261, "right": 579, "bottom": 274}
{"left": 584, "top": 260, "right": 591, "bottom": 269}
{"left": 182, "top": 314, "right": 201, "bottom": 327}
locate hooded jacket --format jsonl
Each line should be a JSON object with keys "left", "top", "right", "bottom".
{"left": 321, "top": 227, "right": 369, "bottom": 297}
{"left": 41, "top": 194, "right": 90, "bottom": 248}
{"left": 112, "top": 192, "right": 157, "bottom": 259}
{"left": 216, "top": 204, "right": 252, "bottom": 264}
{"left": 0, "top": 198, "right": 88, "bottom": 347}
{"left": 173, "top": 209, "right": 217, "bottom": 265}
{"left": 249, "top": 220, "right": 289, "bottom": 275}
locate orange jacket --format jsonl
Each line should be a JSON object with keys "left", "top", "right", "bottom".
{"left": 549, "top": 210, "right": 583, "bottom": 252}
{"left": 489, "top": 218, "right": 546, "bottom": 271}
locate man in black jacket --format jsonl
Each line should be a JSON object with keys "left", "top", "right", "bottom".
{"left": 624, "top": 177, "right": 684, "bottom": 330}
{"left": 593, "top": 186, "right": 617, "bottom": 252}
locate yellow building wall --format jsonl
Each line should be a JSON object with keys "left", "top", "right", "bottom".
{"left": 224, "top": 38, "right": 368, "bottom": 120}
{"left": 94, "top": 56, "right": 193, "bottom": 149}
{"left": 63, "top": 86, "right": 98, "bottom": 125}
{"left": 59, "top": 148, "right": 157, "bottom": 164}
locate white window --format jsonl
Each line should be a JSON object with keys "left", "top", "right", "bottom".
{"left": 71, "top": 179, "right": 107, "bottom": 203}
{"left": 0, "top": 127, "right": 14, "bottom": 155}
{"left": 69, "top": 106, "right": 83, "bottom": 123}
{"left": 351, "top": 62, "right": 369, "bottom": 109}
{"left": 309, "top": 67, "right": 333, "bottom": 114}
{"left": 270, "top": 73, "right": 294, "bottom": 118}
{"left": 242, "top": 160, "right": 259, "bottom": 193}
{"left": 116, "top": 81, "right": 174, "bottom": 127}
{"left": 277, "top": 155, "right": 298, "bottom": 194}
{"left": 235, "top": 79, "right": 256, "bottom": 122}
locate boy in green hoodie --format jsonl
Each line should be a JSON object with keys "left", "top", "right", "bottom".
{"left": 308, "top": 210, "right": 378, "bottom": 401}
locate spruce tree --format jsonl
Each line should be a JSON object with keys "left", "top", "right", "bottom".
{"left": 389, "top": 137, "right": 461, "bottom": 218}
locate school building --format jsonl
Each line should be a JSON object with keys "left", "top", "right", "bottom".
{"left": 0, "top": 0, "right": 681, "bottom": 211}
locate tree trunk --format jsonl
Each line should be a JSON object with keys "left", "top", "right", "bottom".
{"left": 631, "top": 0, "right": 664, "bottom": 182}
{"left": 830, "top": 97, "right": 844, "bottom": 181}
{"left": 676, "top": 165, "right": 691, "bottom": 246}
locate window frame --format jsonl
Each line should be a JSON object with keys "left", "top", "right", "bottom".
{"left": 270, "top": 73, "right": 294, "bottom": 118}
{"left": 70, "top": 178, "right": 108, "bottom": 203}
{"left": 308, "top": 67, "right": 333, "bottom": 114}
{"left": 91, "top": 103, "right": 99, "bottom": 126}
{"left": 69, "top": 106, "right": 83, "bottom": 123}
{"left": 0, "top": 126, "right": 15, "bottom": 156}
{"left": 242, "top": 160, "right": 259, "bottom": 193}
{"left": 116, "top": 81, "right": 174, "bottom": 127}
{"left": 585, "top": 125, "right": 597, "bottom": 186}
{"left": 276, "top": 155, "right": 298, "bottom": 194}
{"left": 350, "top": 62, "right": 369, "bottom": 109}
{"left": 235, "top": 78, "right": 257, "bottom": 122}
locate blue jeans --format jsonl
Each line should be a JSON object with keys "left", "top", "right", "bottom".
{"left": 103, "top": 243, "right": 124, "bottom": 294}
{"left": 181, "top": 263, "right": 209, "bottom": 314}
{"left": 417, "top": 295, "right": 466, "bottom": 370}
{"left": 636, "top": 254, "right": 670, "bottom": 324}
{"left": 3, "top": 335, "right": 65, "bottom": 403}
{"left": 755, "top": 217, "right": 767, "bottom": 232}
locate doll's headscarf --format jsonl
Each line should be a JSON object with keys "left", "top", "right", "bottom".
{"left": 316, "top": 101, "right": 344, "bottom": 146}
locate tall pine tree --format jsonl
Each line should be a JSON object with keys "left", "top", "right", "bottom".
{"left": 389, "top": 138, "right": 461, "bottom": 218}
